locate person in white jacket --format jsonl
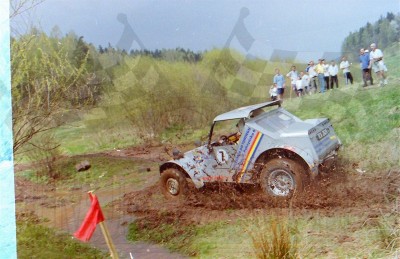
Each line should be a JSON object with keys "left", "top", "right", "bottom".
{"left": 269, "top": 84, "right": 278, "bottom": 101}
{"left": 369, "top": 43, "right": 388, "bottom": 86}
{"left": 295, "top": 75, "right": 303, "bottom": 97}
{"left": 300, "top": 71, "right": 311, "bottom": 95}
{"left": 328, "top": 60, "right": 339, "bottom": 89}
{"left": 286, "top": 65, "right": 298, "bottom": 92}
{"left": 339, "top": 56, "right": 353, "bottom": 85}
{"left": 306, "top": 61, "right": 317, "bottom": 93}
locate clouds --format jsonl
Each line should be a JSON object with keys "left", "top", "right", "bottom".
{"left": 12, "top": 0, "right": 400, "bottom": 58}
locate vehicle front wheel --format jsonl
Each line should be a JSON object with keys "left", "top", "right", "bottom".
{"left": 160, "top": 168, "right": 188, "bottom": 199}
{"left": 260, "top": 158, "right": 306, "bottom": 198}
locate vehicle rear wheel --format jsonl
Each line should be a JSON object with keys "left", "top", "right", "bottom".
{"left": 260, "top": 158, "right": 306, "bottom": 198}
{"left": 160, "top": 168, "right": 188, "bottom": 199}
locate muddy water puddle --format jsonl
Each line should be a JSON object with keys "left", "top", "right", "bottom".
{"left": 16, "top": 166, "right": 185, "bottom": 258}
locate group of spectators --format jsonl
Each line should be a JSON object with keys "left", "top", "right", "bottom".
{"left": 270, "top": 43, "right": 388, "bottom": 102}
{"left": 360, "top": 43, "right": 388, "bottom": 87}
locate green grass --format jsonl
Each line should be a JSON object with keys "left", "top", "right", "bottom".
{"left": 283, "top": 82, "right": 400, "bottom": 171}
{"left": 127, "top": 219, "right": 230, "bottom": 257}
{"left": 54, "top": 121, "right": 141, "bottom": 155}
{"left": 17, "top": 212, "right": 106, "bottom": 259}
{"left": 376, "top": 213, "right": 400, "bottom": 252}
{"left": 16, "top": 45, "right": 399, "bottom": 258}
{"left": 17, "top": 222, "right": 106, "bottom": 259}
{"left": 17, "top": 155, "right": 159, "bottom": 190}
{"left": 51, "top": 110, "right": 209, "bottom": 157}
{"left": 279, "top": 48, "right": 400, "bottom": 171}
{"left": 284, "top": 78, "right": 399, "bottom": 143}
{"left": 126, "top": 213, "right": 398, "bottom": 258}
{"left": 46, "top": 47, "right": 400, "bottom": 170}
{"left": 384, "top": 43, "right": 400, "bottom": 79}
{"left": 15, "top": 156, "right": 159, "bottom": 258}
{"left": 249, "top": 216, "right": 299, "bottom": 259}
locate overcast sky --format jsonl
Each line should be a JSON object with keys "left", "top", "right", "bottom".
{"left": 11, "top": 0, "right": 400, "bottom": 61}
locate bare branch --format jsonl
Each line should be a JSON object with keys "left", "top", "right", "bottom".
{"left": 28, "top": 141, "right": 61, "bottom": 152}
{"left": 10, "top": 0, "right": 46, "bottom": 19}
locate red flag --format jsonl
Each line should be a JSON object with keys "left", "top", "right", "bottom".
{"left": 74, "top": 192, "right": 105, "bottom": 242}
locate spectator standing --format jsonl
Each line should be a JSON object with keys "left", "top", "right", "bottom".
{"left": 286, "top": 65, "right": 298, "bottom": 94}
{"left": 296, "top": 72, "right": 309, "bottom": 97}
{"left": 359, "top": 48, "right": 373, "bottom": 87}
{"left": 322, "top": 59, "right": 330, "bottom": 90}
{"left": 273, "top": 68, "right": 285, "bottom": 101}
{"left": 269, "top": 84, "right": 278, "bottom": 101}
{"left": 328, "top": 60, "right": 339, "bottom": 89}
{"left": 300, "top": 71, "right": 310, "bottom": 94}
{"left": 306, "top": 61, "right": 317, "bottom": 93}
{"left": 339, "top": 56, "right": 353, "bottom": 85}
{"left": 369, "top": 43, "right": 387, "bottom": 87}
{"left": 314, "top": 59, "right": 326, "bottom": 93}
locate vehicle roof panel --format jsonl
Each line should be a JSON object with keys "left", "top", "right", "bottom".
{"left": 213, "top": 100, "right": 280, "bottom": 122}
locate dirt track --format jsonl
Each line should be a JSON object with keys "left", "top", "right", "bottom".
{"left": 112, "top": 165, "right": 399, "bottom": 224}
{"left": 15, "top": 144, "right": 400, "bottom": 258}
{"left": 108, "top": 145, "right": 399, "bottom": 220}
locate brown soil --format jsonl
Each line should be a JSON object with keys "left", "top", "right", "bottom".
{"left": 112, "top": 166, "right": 399, "bottom": 227}
{"left": 15, "top": 144, "right": 400, "bottom": 258}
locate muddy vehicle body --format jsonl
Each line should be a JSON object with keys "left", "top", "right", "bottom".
{"left": 160, "top": 100, "right": 341, "bottom": 198}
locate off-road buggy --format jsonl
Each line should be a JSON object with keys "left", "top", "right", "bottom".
{"left": 160, "top": 100, "right": 341, "bottom": 198}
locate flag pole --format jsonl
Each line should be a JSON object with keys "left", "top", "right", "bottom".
{"left": 99, "top": 221, "right": 119, "bottom": 259}
{"left": 74, "top": 191, "right": 120, "bottom": 258}
{"left": 87, "top": 191, "right": 119, "bottom": 259}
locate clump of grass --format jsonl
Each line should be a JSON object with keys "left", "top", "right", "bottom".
{"left": 127, "top": 215, "right": 227, "bottom": 256}
{"left": 377, "top": 215, "right": 400, "bottom": 254}
{"left": 16, "top": 211, "right": 106, "bottom": 258}
{"left": 17, "top": 155, "right": 158, "bottom": 189}
{"left": 23, "top": 132, "right": 65, "bottom": 181}
{"left": 127, "top": 218, "right": 198, "bottom": 255}
{"left": 249, "top": 216, "right": 299, "bottom": 259}
{"left": 377, "top": 194, "right": 400, "bottom": 254}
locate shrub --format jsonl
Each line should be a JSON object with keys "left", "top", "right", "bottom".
{"left": 249, "top": 216, "right": 299, "bottom": 259}
{"left": 25, "top": 132, "right": 64, "bottom": 181}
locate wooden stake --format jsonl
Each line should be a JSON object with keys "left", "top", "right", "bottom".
{"left": 99, "top": 221, "right": 119, "bottom": 259}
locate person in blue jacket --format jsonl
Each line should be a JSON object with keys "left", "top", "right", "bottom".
{"left": 273, "top": 68, "right": 285, "bottom": 102}
{"left": 359, "top": 48, "right": 373, "bottom": 87}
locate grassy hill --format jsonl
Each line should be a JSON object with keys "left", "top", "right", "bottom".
{"left": 16, "top": 45, "right": 399, "bottom": 258}
{"left": 49, "top": 45, "right": 400, "bottom": 172}
{"left": 105, "top": 47, "right": 400, "bottom": 257}
{"left": 284, "top": 82, "right": 400, "bottom": 171}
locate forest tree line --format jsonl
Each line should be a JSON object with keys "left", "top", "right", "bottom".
{"left": 98, "top": 45, "right": 203, "bottom": 63}
{"left": 341, "top": 12, "right": 399, "bottom": 60}
{"left": 11, "top": 28, "right": 248, "bottom": 153}
{"left": 12, "top": 12, "right": 400, "bottom": 154}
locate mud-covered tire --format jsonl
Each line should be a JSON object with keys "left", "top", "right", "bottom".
{"left": 160, "top": 168, "right": 188, "bottom": 199}
{"left": 260, "top": 158, "right": 307, "bottom": 198}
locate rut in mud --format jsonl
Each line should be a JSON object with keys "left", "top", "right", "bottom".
{"left": 112, "top": 166, "right": 400, "bottom": 227}
{"left": 15, "top": 144, "right": 400, "bottom": 257}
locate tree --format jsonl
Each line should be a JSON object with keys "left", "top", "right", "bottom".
{"left": 386, "top": 12, "right": 395, "bottom": 22}
{"left": 11, "top": 30, "right": 95, "bottom": 154}
{"left": 73, "top": 36, "right": 89, "bottom": 68}
{"left": 9, "top": 0, "right": 45, "bottom": 19}
{"left": 341, "top": 13, "right": 400, "bottom": 57}
{"left": 201, "top": 48, "right": 242, "bottom": 78}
